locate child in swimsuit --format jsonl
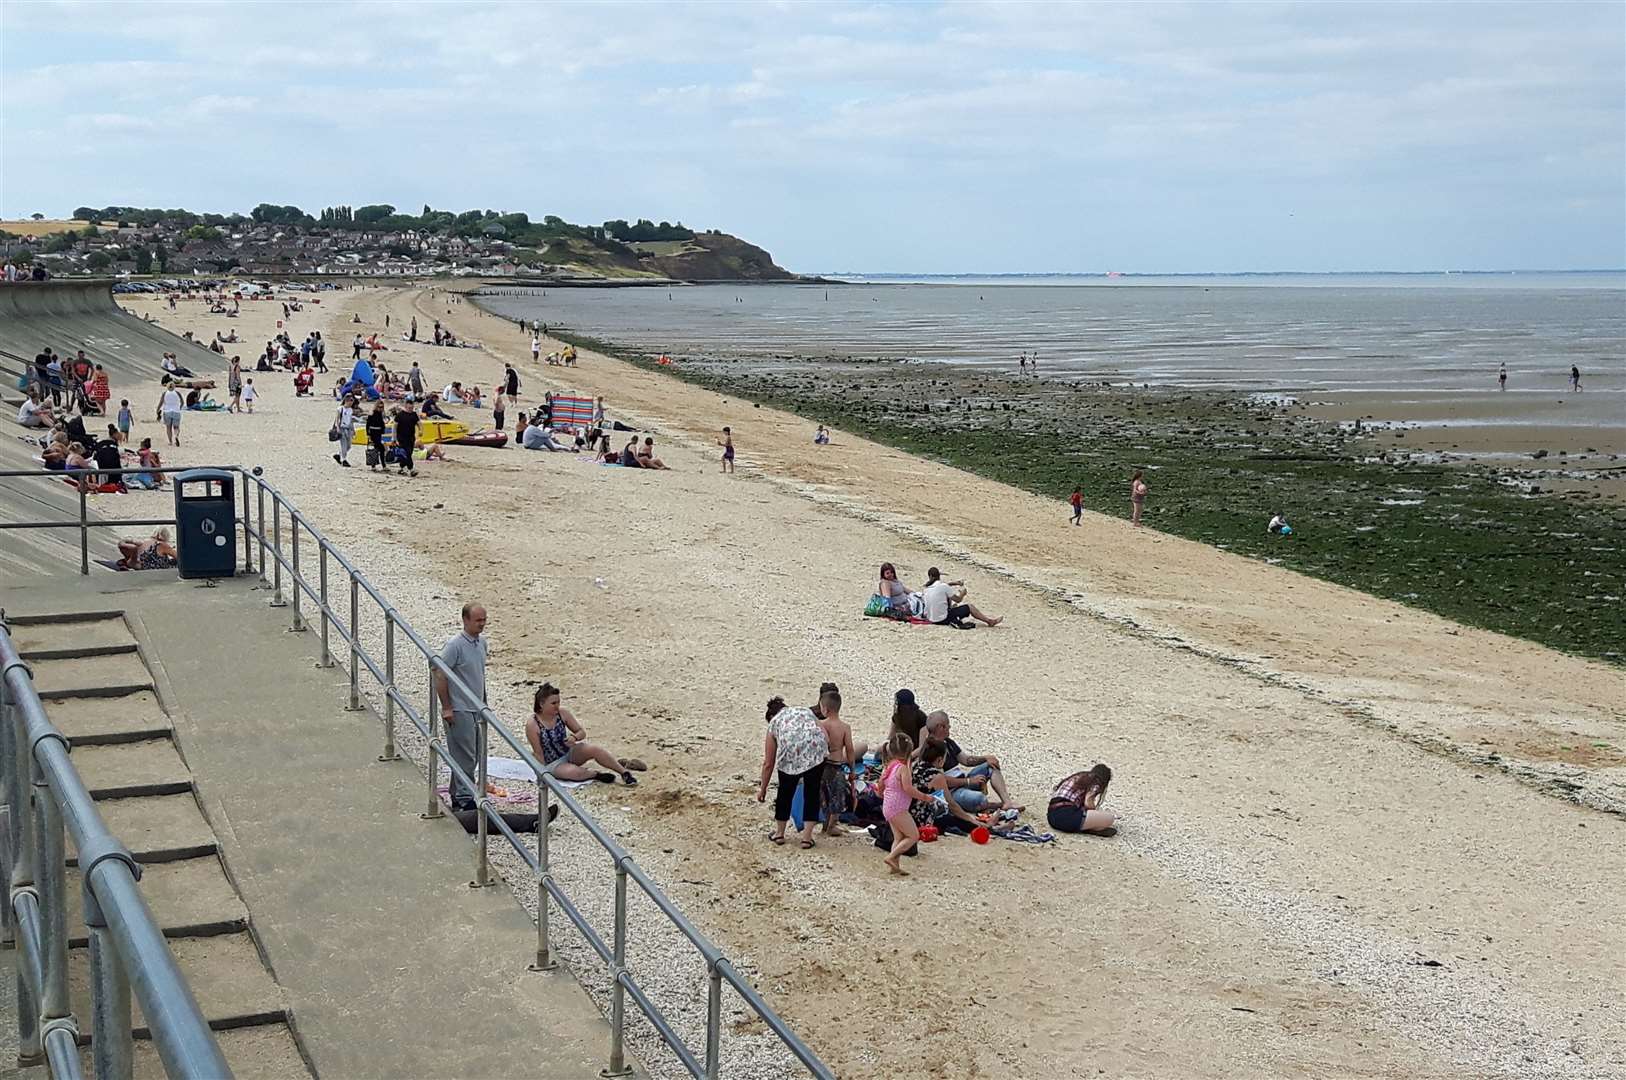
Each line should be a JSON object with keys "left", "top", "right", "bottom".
{"left": 879, "top": 732, "right": 930, "bottom": 876}
{"left": 719, "top": 426, "right": 735, "bottom": 473}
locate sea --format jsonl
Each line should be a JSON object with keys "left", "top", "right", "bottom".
{"left": 475, "top": 272, "right": 1626, "bottom": 432}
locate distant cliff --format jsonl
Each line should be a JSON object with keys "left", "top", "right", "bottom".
{"left": 646, "top": 233, "right": 795, "bottom": 281}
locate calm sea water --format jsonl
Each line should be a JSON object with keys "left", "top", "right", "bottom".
{"left": 476, "top": 274, "right": 1626, "bottom": 429}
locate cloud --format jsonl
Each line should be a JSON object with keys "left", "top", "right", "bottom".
{"left": 1, "top": 0, "right": 1620, "bottom": 271}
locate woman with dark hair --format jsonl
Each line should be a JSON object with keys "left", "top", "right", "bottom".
{"left": 876, "top": 562, "right": 916, "bottom": 617}
{"left": 889, "top": 688, "right": 928, "bottom": 746}
{"left": 525, "top": 684, "right": 638, "bottom": 786}
{"left": 1047, "top": 764, "right": 1116, "bottom": 834}
{"left": 756, "top": 696, "right": 829, "bottom": 849}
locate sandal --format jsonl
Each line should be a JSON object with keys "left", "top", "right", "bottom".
{"left": 800, "top": 839, "right": 815, "bottom": 850}
{"left": 768, "top": 834, "right": 786, "bottom": 846}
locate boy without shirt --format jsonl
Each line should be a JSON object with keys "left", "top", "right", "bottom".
{"left": 816, "top": 687, "right": 854, "bottom": 837}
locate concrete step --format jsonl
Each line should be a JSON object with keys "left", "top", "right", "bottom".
{"left": 66, "top": 855, "right": 247, "bottom": 948}
{"left": 118, "top": 1022, "right": 310, "bottom": 1079}
{"left": 9, "top": 614, "right": 136, "bottom": 660}
{"left": 73, "top": 1021, "right": 310, "bottom": 1080}
{"left": 51, "top": 691, "right": 173, "bottom": 746}
{"left": 69, "top": 930, "right": 287, "bottom": 1036}
{"left": 70, "top": 794, "right": 217, "bottom": 865}
{"left": 31, "top": 653, "right": 153, "bottom": 699}
{"left": 73, "top": 738, "right": 193, "bottom": 799}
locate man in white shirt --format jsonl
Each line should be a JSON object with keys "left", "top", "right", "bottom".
{"left": 17, "top": 392, "right": 51, "bottom": 428}
{"left": 919, "top": 567, "right": 1003, "bottom": 627}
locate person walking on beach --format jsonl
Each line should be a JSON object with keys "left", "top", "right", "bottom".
{"left": 332, "top": 394, "right": 357, "bottom": 467}
{"left": 313, "top": 332, "right": 326, "bottom": 373}
{"left": 491, "top": 387, "right": 506, "bottom": 431}
{"left": 1130, "top": 469, "right": 1148, "bottom": 527}
{"left": 156, "top": 384, "right": 183, "bottom": 447}
{"left": 504, "top": 363, "right": 520, "bottom": 400}
{"left": 719, "top": 426, "right": 735, "bottom": 473}
{"left": 531, "top": 335, "right": 541, "bottom": 364}
{"left": 1570, "top": 365, "right": 1582, "bottom": 392}
{"left": 408, "top": 362, "right": 424, "bottom": 398}
{"left": 410, "top": 316, "right": 418, "bottom": 342}
{"left": 241, "top": 378, "right": 257, "bottom": 414}
{"left": 1498, "top": 363, "right": 1507, "bottom": 391}
{"left": 227, "top": 356, "right": 243, "bottom": 413}
{"left": 434, "top": 603, "right": 489, "bottom": 813}
{"left": 395, "top": 402, "right": 420, "bottom": 476}
{"left": 1069, "top": 485, "right": 1083, "bottom": 526}
{"left": 365, "top": 401, "right": 387, "bottom": 471}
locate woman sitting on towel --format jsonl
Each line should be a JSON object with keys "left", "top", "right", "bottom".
{"left": 876, "top": 562, "right": 918, "bottom": 617}
{"left": 525, "top": 684, "right": 639, "bottom": 786}
{"left": 636, "top": 436, "right": 669, "bottom": 470}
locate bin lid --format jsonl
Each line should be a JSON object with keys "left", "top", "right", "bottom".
{"left": 173, "top": 468, "right": 235, "bottom": 483}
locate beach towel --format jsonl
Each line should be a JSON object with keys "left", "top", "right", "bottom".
{"left": 547, "top": 394, "right": 595, "bottom": 431}
{"left": 990, "top": 824, "right": 1055, "bottom": 845}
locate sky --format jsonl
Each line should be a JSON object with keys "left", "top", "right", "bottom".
{"left": 2, "top": 1, "right": 1622, "bottom": 274}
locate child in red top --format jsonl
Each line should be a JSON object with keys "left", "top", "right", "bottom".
{"left": 1069, "top": 486, "right": 1083, "bottom": 526}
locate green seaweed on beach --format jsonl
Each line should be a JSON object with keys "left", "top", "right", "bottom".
{"left": 549, "top": 329, "right": 1626, "bottom": 665}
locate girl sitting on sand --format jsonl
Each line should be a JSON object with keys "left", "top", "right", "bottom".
{"left": 1047, "top": 764, "right": 1116, "bottom": 835}
{"left": 525, "top": 684, "right": 640, "bottom": 786}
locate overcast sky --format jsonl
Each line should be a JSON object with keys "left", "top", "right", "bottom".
{"left": 3, "top": 1, "right": 1622, "bottom": 273}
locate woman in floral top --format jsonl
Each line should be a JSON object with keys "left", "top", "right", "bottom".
{"left": 757, "top": 696, "right": 829, "bottom": 849}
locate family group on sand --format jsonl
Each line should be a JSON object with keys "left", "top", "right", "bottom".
{"left": 758, "top": 684, "right": 1116, "bottom": 875}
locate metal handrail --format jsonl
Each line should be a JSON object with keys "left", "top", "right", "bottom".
{"left": 1, "top": 619, "right": 231, "bottom": 1079}
{"left": 235, "top": 467, "right": 833, "bottom": 1079}
{"left": 0, "top": 465, "right": 833, "bottom": 1078}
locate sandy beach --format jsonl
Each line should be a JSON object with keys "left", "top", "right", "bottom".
{"left": 104, "top": 285, "right": 1626, "bottom": 1079}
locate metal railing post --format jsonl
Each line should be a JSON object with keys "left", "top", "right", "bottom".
{"left": 706, "top": 963, "right": 722, "bottom": 1080}
{"left": 33, "top": 760, "right": 72, "bottom": 1030}
{"left": 239, "top": 475, "right": 254, "bottom": 575}
{"left": 268, "top": 498, "right": 285, "bottom": 606}
{"left": 289, "top": 518, "right": 306, "bottom": 632}
{"left": 379, "top": 611, "right": 399, "bottom": 761}
{"left": 346, "top": 576, "right": 361, "bottom": 711}
{"left": 16, "top": 956, "right": 40, "bottom": 1067}
{"left": 85, "top": 889, "right": 134, "bottom": 1080}
{"left": 472, "top": 716, "right": 489, "bottom": 887}
{"left": 606, "top": 861, "right": 631, "bottom": 1077}
{"left": 256, "top": 481, "right": 269, "bottom": 586}
{"left": 0, "top": 675, "right": 14, "bottom": 948}
{"left": 422, "top": 656, "right": 442, "bottom": 819}
{"left": 77, "top": 484, "right": 89, "bottom": 576}
{"left": 529, "top": 775, "right": 555, "bottom": 972}
{"left": 317, "top": 549, "right": 332, "bottom": 667}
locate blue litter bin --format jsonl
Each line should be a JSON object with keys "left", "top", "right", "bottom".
{"left": 173, "top": 469, "right": 236, "bottom": 579}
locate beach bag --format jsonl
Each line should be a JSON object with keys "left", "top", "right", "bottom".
{"left": 366, "top": 446, "right": 381, "bottom": 468}
{"left": 327, "top": 425, "right": 340, "bottom": 442}
{"left": 14, "top": 374, "right": 27, "bottom": 391}
{"left": 863, "top": 595, "right": 891, "bottom": 619}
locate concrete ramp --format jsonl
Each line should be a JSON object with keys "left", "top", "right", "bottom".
{"left": 0, "top": 280, "right": 226, "bottom": 577}
{"left": 0, "top": 279, "right": 224, "bottom": 386}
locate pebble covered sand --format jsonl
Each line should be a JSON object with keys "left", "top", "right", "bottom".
{"left": 88, "top": 285, "right": 1626, "bottom": 1080}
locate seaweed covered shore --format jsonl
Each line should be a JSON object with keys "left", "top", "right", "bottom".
{"left": 550, "top": 329, "right": 1624, "bottom": 664}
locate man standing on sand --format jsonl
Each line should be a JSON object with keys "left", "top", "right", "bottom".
{"left": 435, "top": 603, "right": 488, "bottom": 814}
{"left": 504, "top": 363, "right": 520, "bottom": 400}
{"left": 410, "top": 316, "right": 418, "bottom": 342}
{"left": 1570, "top": 365, "right": 1582, "bottom": 392}
{"left": 312, "top": 332, "right": 327, "bottom": 373}
{"left": 408, "top": 361, "right": 424, "bottom": 398}
{"left": 531, "top": 335, "right": 541, "bottom": 364}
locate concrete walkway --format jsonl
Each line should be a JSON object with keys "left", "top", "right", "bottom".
{"left": 3, "top": 571, "right": 637, "bottom": 1079}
